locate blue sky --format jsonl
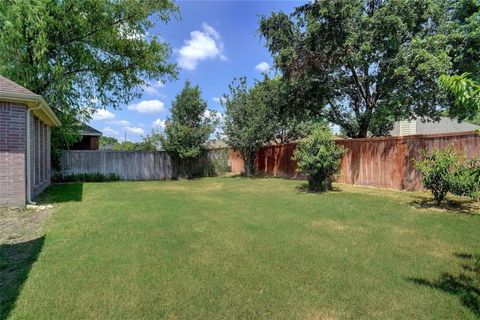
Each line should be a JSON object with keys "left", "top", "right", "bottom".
{"left": 90, "top": 0, "right": 306, "bottom": 142}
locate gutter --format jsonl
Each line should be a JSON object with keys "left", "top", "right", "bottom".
{"left": 0, "top": 91, "right": 61, "bottom": 127}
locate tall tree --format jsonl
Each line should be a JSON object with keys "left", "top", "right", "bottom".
{"left": 0, "top": 0, "right": 178, "bottom": 147}
{"left": 161, "top": 80, "right": 216, "bottom": 176}
{"left": 222, "top": 77, "right": 276, "bottom": 176}
{"left": 259, "top": 0, "right": 479, "bottom": 138}
{"left": 255, "top": 76, "right": 317, "bottom": 144}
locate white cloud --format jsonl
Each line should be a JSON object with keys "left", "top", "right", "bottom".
{"left": 212, "top": 96, "right": 225, "bottom": 104}
{"left": 142, "top": 80, "right": 165, "bottom": 95}
{"left": 177, "top": 23, "right": 226, "bottom": 70}
{"left": 102, "top": 127, "right": 119, "bottom": 136}
{"left": 92, "top": 109, "right": 115, "bottom": 121}
{"left": 203, "top": 110, "right": 224, "bottom": 123}
{"left": 108, "top": 120, "right": 130, "bottom": 126}
{"left": 255, "top": 62, "right": 271, "bottom": 73}
{"left": 128, "top": 99, "right": 165, "bottom": 113}
{"left": 125, "top": 126, "right": 145, "bottom": 135}
{"left": 152, "top": 118, "right": 166, "bottom": 129}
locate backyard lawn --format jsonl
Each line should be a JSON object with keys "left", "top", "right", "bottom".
{"left": 1, "top": 177, "right": 479, "bottom": 319}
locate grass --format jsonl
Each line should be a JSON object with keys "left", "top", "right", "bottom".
{"left": 2, "top": 177, "right": 479, "bottom": 319}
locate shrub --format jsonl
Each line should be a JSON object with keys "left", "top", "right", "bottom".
{"left": 203, "top": 158, "right": 229, "bottom": 177}
{"left": 450, "top": 159, "right": 480, "bottom": 201}
{"left": 53, "top": 173, "right": 120, "bottom": 183}
{"left": 293, "top": 124, "right": 346, "bottom": 192}
{"left": 414, "top": 147, "right": 480, "bottom": 203}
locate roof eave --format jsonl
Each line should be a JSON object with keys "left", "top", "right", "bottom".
{"left": 0, "top": 91, "right": 61, "bottom": 127}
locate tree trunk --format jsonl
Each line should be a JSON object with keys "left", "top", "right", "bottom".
{"left": 308, "top": 174, "right": 332, "bottom": 192}
{"left": 357, "top": 121, "right": 369, "bottom": 138}
{"left": 243, "top": 151, "right": 256, "bottom": 177}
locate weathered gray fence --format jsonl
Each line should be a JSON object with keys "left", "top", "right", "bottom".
{"left": 57, "top": 148, "right": 229, "bottom": 180}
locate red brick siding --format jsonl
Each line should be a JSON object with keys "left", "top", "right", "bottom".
{"left": 0, "top": 102, "right": 26, "bottom": 206}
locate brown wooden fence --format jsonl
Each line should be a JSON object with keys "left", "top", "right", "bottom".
{"left": 228, "top": 131, "right": 480, "bottom": 191}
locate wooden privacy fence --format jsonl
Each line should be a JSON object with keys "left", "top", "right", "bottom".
{"left": 58, "top": 148, "right": 229, "bottom": 180}
{"left": 228, "top": 131, "right": 480, "bottom": 191}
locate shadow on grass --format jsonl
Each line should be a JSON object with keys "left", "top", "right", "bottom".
{"left": 36, "top": 183, "right": 83, "bottom": 204}
{"left": 409, "top": 197, "right": 480, "bottom": 215}
{"left": 0, "top": 237, "right": 45, "bottom": 320}
{"left": 407, "top": 252, "right": 480, "bottom": 316}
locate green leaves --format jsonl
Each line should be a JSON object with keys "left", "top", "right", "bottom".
{"left": 292, "top": 124, "right": 346, "bottom": 191}
{"left": 0, "top": 0, "right": 178, "bottom": 150}
{"left": 439, "top": 73, "right": 480, "bottom": 121}
{"left": 222, "top": 77, "right": 277, "bottom": 176}
{"left": 414, "top": 146, "right": 480, "bottom": 203}
{"left": 162, "top": 81, "right": 216, "bottom": 161}
{"left": 259, "top": 0, "right": 480, "bottom": 138}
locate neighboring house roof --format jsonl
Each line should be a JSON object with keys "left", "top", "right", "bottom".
{"left": 0, "top": 75, "right": 61, "bottom": 127}
{"left": 391, "top": 117, "right": 480, "bottom": 136}
{"left": 81, "top": 124, "right": 103, "bottom": 137}
{"left": 206, "top": 139, "right": 228, "bottom": 149}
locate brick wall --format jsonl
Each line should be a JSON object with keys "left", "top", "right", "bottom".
{"left": 30, "top": 114, "right": 51, "bottom": 197}
{"left": 0, "top": 102, "right": 26, "bottom": 206}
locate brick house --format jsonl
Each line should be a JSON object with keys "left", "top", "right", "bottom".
{"left": 0, "top": 75, "right": 61, "bottom": 206}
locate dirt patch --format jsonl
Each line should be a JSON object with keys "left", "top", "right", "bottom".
{"left": 0, "top": 206, "right": 54, "bottom": 245}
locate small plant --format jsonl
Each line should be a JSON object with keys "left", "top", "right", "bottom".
{"left": 53, "top": 173, "right": 120, "bottom": 183}
{"left": 293, "top": 124, "right": 346, "bottom": 192}
{"left": 414, "top": 146, "right": 480, "bottom": 204}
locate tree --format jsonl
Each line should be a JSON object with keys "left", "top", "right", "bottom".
{"left": 0, "top": 0, "right": 178, "bottom": 148}
{"left": 161, "top": 81, "right": 216, "bottom": 176}
{"left": 259, "top": 0, "right": 480, "bottom": 138}
{"left": 440, "top": 73, "right": 480, "bottom": 122}
{"left": 293, "top": 124, "right": 346, "bottom": 192}
{"left": 255, "top": 76, "right": 316, "bottom": 144}
{"left": 222, "top": 77, "right": 276, "bottom": 176}
{"left": 99, "top": 136, "right": 120, "bottom": 150}
{"left": 140, "top": 129, "right": 163, "bottom": 151}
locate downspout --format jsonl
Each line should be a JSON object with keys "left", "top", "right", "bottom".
{"left": 26, "top": 103, "right": 42, "bottom": 204}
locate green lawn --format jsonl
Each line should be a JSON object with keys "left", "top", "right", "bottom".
{"left": 2, "top": 177, "right": 479, "bottom": 319}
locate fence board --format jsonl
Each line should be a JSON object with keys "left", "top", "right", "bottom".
{"left": 228, "top": 131, "right": 480, "bottom": 191}
{"left": 58, "top": 148, "right": 229, "bottom": 180}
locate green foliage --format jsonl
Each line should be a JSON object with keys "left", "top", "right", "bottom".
{"left": 293, "top": 124, "right": 346, "bottom": 192}
{"left": 52, "top": 172, "right": 120, "bottom": 183}
{"left": 161, "top": 81, "right": 216, "bottom": 159}
{"left": 450, "top": 159, "right": 480, "bottom": 201}
{"left": 0, "top": 0, "right": 178, "bottom": 152}
{"left": 414, "top": 146, "right": 480, "bottom": 203}
{"left": 203, "top": 149, "right": 230, "bottom": 177}
{"left": 440, "top": 73, "right": 480, "bottom": 122}
{"left": 259, "top": 0, "right": 480, "bottom": 138}
{"left": 99, "top": 136, "right": 120, "bottom": 149}
{"left": 222, "top": 77, "right": 276, "bottom": 176}
{"left": 161, "top": 81, "right": 216, "bottom": 176}
{"left": 255, "top": 76, "right": 316, "bottom": 144}
{"left": 100, "top": 132, "right": 161, "bottom": 151}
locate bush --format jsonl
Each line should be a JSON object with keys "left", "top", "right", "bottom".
{"left": 53, "top": 173, "right": 120, "bottom": 183}
{"left": 203, "top": 158, "right": 229, "bottom": 177}
{"left": 292, "top": 124, "right": 346, "bottom": 192}
{"left": 450, "top": 159, "right": 480, "bottom": 201}
{"left": 414, "top": 147, "right": 480, "bottom": 203}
